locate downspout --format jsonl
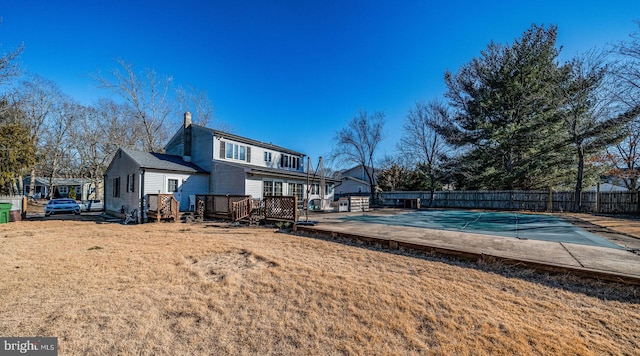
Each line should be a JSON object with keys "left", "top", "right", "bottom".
{"left": 140, "top": 169, "right": 145, "bottom": 224}
{"left": 103, "top": 174, "right": 107, "bottom": 215}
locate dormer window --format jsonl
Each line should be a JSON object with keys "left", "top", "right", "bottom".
{"left": 280, "top": 154, "right": 300, "bottom": 170}
{"left": 220, "top": 141, "right": 251, "bottom": 162}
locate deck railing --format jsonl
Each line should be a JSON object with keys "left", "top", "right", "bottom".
{"left": 263, "top": 196, "right": 298, "bottom": 222}
{"left": 195, "top": 195, "right": 252, "bottom": 221}
{"left": 231, "top": 198, "right": 253, "bottom": 221}
{"left": 147, "top": 194, "right": 179, "bottom": 222}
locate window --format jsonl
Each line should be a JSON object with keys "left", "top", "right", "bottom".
{"left": 264, "top": 152, "right": 272, "bottom": 162}
{"left": 325, "top": 184, "right": 333, "bottom": 195}
{"left": 113, "top": 177, "right": 120, "bottom": 197}
{"left": 126, "top": 174, "right": 135, "bottom": 193}
{"left": 311, "top": 183, "right": 320, "bottom": 195}
{"left": 263, "top": 181, "right": 273, "bottom": 197}
{"left": 280, "top": 154, "right": 300, "bottom": 170}
{"left": 225, "top": 142, "right": 233, "bottom": 159}
{"left": 222, "top": 141, "right": 250, "bottom": 162}
{"left": 274, "top": 182, "right": 283, "bottom": 196}
{"left": 168, "top": 179, "right": 179, "bottom": 193}
{"left": 288, "top": 183, "right": 303, "bottom": 201}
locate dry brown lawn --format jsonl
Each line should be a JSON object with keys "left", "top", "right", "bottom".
{"left": 1, "top": 218, "right": 640, "bottom": 355}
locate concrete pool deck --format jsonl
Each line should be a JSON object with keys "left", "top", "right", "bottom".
{"left": 296, "top": 210, "right": 640, "bottom": 284}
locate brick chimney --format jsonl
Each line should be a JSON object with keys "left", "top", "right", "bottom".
{"left": 183, "top": 112, "right": 192, "bottom": 162}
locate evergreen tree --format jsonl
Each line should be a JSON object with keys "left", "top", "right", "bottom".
{"left": 68, "top": 186, "right": 77, "bottom": 200}
{"left": 377, "top": 164, "right": 411, "bottom": 191}
{"left": 439, "top": 24, "right": 572, "bottom": 190}
{"left": 0, "top": 101, "right": 36, "bottom": 194}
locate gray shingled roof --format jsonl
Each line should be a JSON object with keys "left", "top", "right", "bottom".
{"left": 122, "top": 148, "right": 208, "bottom": 173}
{"left": 28, "top": 177, "right": 87, "bottom": 186}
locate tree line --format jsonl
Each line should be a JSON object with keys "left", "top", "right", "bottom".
{"left": 333, "top": 24, "right": 640, "bottom": 211}
{"left": 2, "top": 23, "right": 640, "bottom": 207}
{"left": 0, "top": 51, "right": 222, "bottom": 196}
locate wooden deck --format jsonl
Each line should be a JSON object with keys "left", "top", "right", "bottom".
{"left": 147, "top": 194, "right": 179, "bottom": 222}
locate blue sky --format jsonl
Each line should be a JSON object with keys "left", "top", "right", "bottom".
{"left": 1, "top": 1, "right": 638, "bottom": 169}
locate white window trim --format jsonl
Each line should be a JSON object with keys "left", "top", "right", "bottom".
{"left": 167, "top": 177, "right": 180, "bottom": 193}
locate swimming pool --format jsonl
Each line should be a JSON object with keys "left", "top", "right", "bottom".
{"left": 339, "top": 210, "right": 624, "bottom": 250}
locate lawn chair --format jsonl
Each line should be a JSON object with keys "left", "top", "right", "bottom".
{"left": 123, "top": 209, "right": 138, "bottom": 225}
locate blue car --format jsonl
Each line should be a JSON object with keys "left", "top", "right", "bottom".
{"left": 44, "top": 199, "right": 81, "bottom": 216}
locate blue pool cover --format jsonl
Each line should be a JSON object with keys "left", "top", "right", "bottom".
{"left": 339, "top": 210, "right": 625, "bottom": 250}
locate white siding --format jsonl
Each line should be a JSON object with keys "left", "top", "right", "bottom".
{"left": 253, "top": 146, "right": 280, "bottom": 169}
{"left": 245, "top": 177, "right": 263, "bottom": 199}
{"left": 104, "top": 151, "right": 141, "bottom": 215}
{"left": 144, "top": 171, "right": 208, "bottom": 211}
{"left": 336, "top": 179, "right": 371, "bottom": 195}
{"left": 143, "top": 171, "right": 166, "bottom": 195}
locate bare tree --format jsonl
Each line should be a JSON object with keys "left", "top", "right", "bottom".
{"left": 38, "top": 99, "right": 76, "bottom": 197}
{"left": 606, "top": 22, "right": 640, "bottom": 191}
{"left": 175, "top": 84, "right": 227, "bottom": 129}
{"left": 0, "top": 40, "right": 22, "bottom": 87}
{"left": 561, "top": 51, "right": 640, "bottom": 210}
{"left": 95, "top": 59, "right": 174, "bottom": 152}
{"left": 331, "top": 109, "right": 385, "bottom": 201}
{"left": 70, "top": 99, "right": 142, "bottom": 198}
{"left": 606, "top": 120, "right": 640, "bottom": 191}
{"left": 400, "top": 100, "right": 449, "bottom": 205}
{"left": 11, "top": 75, "right": 64, "bottom": 196}
{"left": 90, "top": 98, "right": 145, "bottom": 153}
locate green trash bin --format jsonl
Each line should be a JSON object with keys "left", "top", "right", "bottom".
{"left": 0, "top": 203, "right": 12, "bottom": 224}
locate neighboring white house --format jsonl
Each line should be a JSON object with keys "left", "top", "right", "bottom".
{"left": 104, "top": 148, "right": 209, "bottom": 217}
{"left": 22, "top": 176, "right": 102, "bottom": 200}
{"left": 335, "top": 165, "right": 377, "bottom": 198}
{"left": 104, "top": 112, "right": 338, "bottom": 220}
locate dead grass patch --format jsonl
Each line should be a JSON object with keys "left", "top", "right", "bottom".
{"left": 1, "top": 219, "right": 639, "bottom": 355}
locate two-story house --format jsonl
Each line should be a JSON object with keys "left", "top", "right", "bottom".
{"left": 335, "top": 164, "right": 378, "bottom": 198}
{"left": 104, "top": 113, "right": 337, "bottom": 219}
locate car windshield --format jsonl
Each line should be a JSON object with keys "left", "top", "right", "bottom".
{"left": 50, "top": 200, "right": 75, "bottom": 205}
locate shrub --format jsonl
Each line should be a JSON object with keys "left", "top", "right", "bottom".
{"left": 68, "top": 186, "right": 77, "bottom": 200}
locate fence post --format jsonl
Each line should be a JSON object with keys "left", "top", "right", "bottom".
{"left": 596, "top": 182, "right": 601, "bottom": 213}
{"left": 548, "top": 189, "right": 552, "bottom": 212}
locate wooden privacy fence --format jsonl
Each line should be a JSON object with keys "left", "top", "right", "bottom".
{"left": 147, "top": 194, "right": 179, "bottom": 222}
{"left": 380, "top": 190, "right": 640, "bottom": 214}
{"left": 195, "top": 194, "right": 252, "bottom": 221}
